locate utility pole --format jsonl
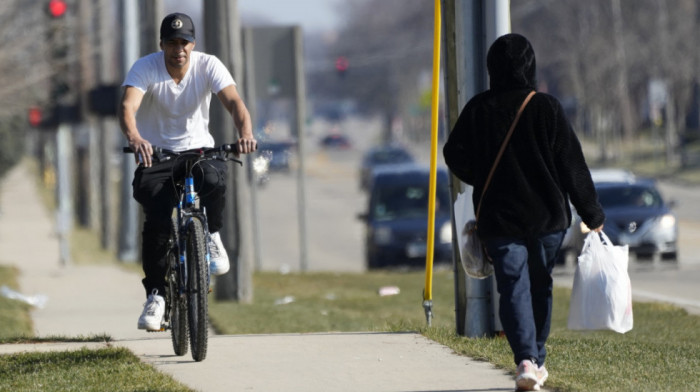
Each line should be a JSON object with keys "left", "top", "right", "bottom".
{"left": 77, "top": 0, "right": 98, "bottom": 231}
{"left": 292, "top": 26, "right": 310, "bottom": 272}
{"left": 117, "top": 0, "right": 140, "bottom": 262}
{"left": 95, "top": 0, "right": 117, "bottom": 250}
{"left": 204, "top": 0, "right": 254, "bottom": 302}
{"left": 443, "top": 0, "right": 510, "bottom": 337}
{"left": 242, "top": 28, "right": 263, "bottom": 272}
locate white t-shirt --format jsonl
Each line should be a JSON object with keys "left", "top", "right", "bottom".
{"left": 123, "top": 51, "right": 235, "bottom": 151}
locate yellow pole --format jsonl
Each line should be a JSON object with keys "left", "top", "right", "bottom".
{"left": 423, "top": 0, "right": 441, "bottom": 326}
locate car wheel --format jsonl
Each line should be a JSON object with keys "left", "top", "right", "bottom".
{"left": 661, "top": 252, "right": 678, "bottom": 262}
{"left": 635, "top": 252, "right": 655, "bottom": 262}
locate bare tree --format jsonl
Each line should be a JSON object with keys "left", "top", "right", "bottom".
{"left": 0, "top": 1, "right": 53, "bottom": 118}
{"left": 513, "top": 0, "right": 700, "bottom": 167}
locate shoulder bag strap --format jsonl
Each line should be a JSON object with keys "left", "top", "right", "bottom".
{"left": 475, "top": 90, "right": 536, "bottom": 221}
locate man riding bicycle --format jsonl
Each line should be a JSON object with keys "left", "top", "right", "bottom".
{"left": 118, "top": 12, "right": 257, "bottom": 331}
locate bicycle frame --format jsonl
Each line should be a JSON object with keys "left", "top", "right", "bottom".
{"left": 174, "top": 157, "right": 211, "bottom": 297}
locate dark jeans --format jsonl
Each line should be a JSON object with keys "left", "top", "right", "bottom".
{"left": 132, "top": 157, "right": 228, "bottom": 298}
{"left": 482, "top": 230, "right": 565, "bottom": 366}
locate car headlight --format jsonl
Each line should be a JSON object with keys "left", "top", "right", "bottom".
{"left": 439, "top": 221, "right": 452, "bottom": 243}
{"left": 373, "top": 226, "right": 393, "bottom": 245}
{"left": 658, "top": 214, "right": 676, "bottom": 229}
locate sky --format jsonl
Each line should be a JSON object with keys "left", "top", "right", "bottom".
{"left": 164, "top": 0, "right": 342, "bottom": 33}
{"left": 238, "top": 0, "right": 341, "bottom": 32}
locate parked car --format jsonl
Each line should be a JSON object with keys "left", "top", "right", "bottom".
{"left": 559, "top": 169, "right": 678, "bottom": 264}
{"left": 358, "top": 164, "right": 452, "bottom": 269}
{"left": 359, "top": 145, "right": 415, "bottom": 191}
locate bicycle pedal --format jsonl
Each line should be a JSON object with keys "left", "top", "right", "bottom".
{"left": 208, "top": 288, "right": 213, "bottom": 294}
{"left": 146, "top": 328, "right": 166, "bottom": 333}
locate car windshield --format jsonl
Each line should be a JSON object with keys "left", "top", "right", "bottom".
{"left": 596, "top": 184, "right": 663, "bottom": 209}
{"left": 369, "top": 149, "right": 412, "bottom": 165}
{"left": 373, "top": 182, "right": 450, "bottom": 221}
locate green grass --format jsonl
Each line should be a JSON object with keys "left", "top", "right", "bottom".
{"left": 425, "top": 287, "right": 700, "bottom": 392}
{"left": 209, "top": 269, "right": 456, "bottom": 334}
{"left": 0, "top": 264, "right": 190, "bottom": 391}
{"left": 0, "top": 347, "right": 193, "bottom": 392}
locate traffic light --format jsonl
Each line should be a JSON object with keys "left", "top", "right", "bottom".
{"left": 335, "top": 56, "right": 349, "bottom": 77}
{"left": 28, "top": 107, "right": 42, "bottom": 127}
{"left": 48, "top": 0, "right": 67, "bottom": 18}
{"left": 44, "top": 0, "right": 80, "bottom": 125}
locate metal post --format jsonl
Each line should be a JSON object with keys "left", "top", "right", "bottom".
{"left": 56, "top": 124, "right": 72, "bottom": 266}
{"left": 292, "top": 26, "right": 310, "bottom": 272}
{"left": 444, "top": 0, "right": 510, "bottom": 337}
{"left": 229, "top": 0, "right": 254, "bottom": 302}
{"left": 442, "top": 0, "right": 466, "bottom": 335}
{"left": 485, "top": 0, "right": 511, "bottom": 43}
{"left": 484, "top": 0, "right": 511, "bottom": 334}
{"left": 205, "top": 0, "right": 253, "bottom": 302}
{"left": 96, "top": 0, "right": 116, "bottom": 250}
{"left": 118, "top": 0, "right": 140, "bottom": 262}
{"left": 243, "top": 28, "right": 263, "bottom": 272}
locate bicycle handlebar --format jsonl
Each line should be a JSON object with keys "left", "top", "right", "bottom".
{"left": 122, "top": 144, "right": 240, "bottom": 155}
{"left": 122, "top": 144, "right": 245, "bottom": 165}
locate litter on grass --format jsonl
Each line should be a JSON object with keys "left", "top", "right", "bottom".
{"left": 1, "top": 285, "right": 48, "bottom": 308}
{"left": 274, "top": 295, "right": 295, "bottom": 305}
{"left": 378, "top": 286, "right": 400, "bottom": 296}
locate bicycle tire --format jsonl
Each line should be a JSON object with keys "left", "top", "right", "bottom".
{"left": 186, "top": 217, "right": 209, "bottom": 361}
{"left": 169, "top": 216, "right": 188, "bottom": 356}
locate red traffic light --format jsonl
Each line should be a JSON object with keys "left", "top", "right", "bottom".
{"left": 335, "top": 56, "right": 349, "bottom": 72}
{"left": 28, "top": 107, "right": 42, "bottom": 127}
{"left": 48, "top": 0, "right": 67, "bottom": 18}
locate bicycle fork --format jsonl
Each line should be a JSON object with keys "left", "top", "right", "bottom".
{"left": 177, "top": 175, "right": 213, "bottom": 293}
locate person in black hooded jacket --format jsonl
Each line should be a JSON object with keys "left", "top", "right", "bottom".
{"left": 443, "top": 33, "right": 605, "bottom": 391}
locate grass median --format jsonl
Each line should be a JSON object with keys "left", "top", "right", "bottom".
{"left": 2, "top": 262, "right": 699, "bottom": 391}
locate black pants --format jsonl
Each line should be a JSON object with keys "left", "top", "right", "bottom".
{"left": 132, "top": 157, "right": 228, "bottom": 298}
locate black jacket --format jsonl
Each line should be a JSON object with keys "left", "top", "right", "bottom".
{"left": 443, "top": 34, "right": 605, "bottom": 238}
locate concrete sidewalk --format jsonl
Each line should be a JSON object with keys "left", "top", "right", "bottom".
{"left": 0, "top": 161, "right": 520, "bottom": 392}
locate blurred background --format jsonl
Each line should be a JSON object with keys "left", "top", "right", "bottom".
{"left": 3, "top": 0, "right": 700, "bottom": 303}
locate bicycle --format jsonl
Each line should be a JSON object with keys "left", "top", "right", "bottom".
{"left": 124, "top": 144, "right": 242, "bottom": 362}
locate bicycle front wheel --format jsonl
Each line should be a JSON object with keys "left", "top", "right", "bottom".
{"left": 185, "top": 217, "right": 209, "bottom": 362}
{"left": 169, "top": 216, "right": 188, "bottom": 356}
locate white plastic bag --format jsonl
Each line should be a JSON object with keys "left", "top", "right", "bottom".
{"left": 453, "top": 190, "right": 493, "bottom": 279}
{"left": 568, "top": 232, "right": 633, "bottom": 333}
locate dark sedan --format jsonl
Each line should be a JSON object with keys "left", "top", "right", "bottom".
{"left": 358, "top": 164, "right": 452, "bottom": 269}
{"left": 359, "top": 145, "right": 415, "bottom": 191}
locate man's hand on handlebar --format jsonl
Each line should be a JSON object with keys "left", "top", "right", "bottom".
{"left": 129, "top": 137, "right": 154, "bottom": 167}
{"left": 236, "top": 137, "right": 257, "bottom": 155}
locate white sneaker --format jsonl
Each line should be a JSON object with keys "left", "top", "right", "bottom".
{"left": 515, "top": 359, "right": 539, "bottom": 391}
{"left": 208, "top": 231, "right": 230, "bottom": 275}
{"left": 137, "top": 289, "right": 165, "bottom": 331}
{"left": 535, "top": 364, "right": 548, "bottom": 390}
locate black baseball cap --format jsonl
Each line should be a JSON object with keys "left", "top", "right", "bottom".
{"left": 160, "top": 13, "right": 195, "bottom": 43}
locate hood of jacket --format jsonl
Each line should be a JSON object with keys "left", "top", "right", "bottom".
{"left": 487, "top": 33, "right": 537, "bottom": 91}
